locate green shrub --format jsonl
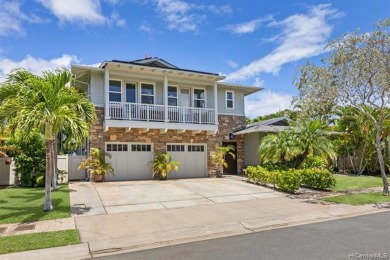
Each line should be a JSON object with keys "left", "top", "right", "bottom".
{"left": 246, "top": 166, "right": 259, "bottom": 183}
{"left": 35, "top": 175, "right": 45, "bottom": 187}
{"left": 277, "top": 170, "right": 302, "bottom": 193}
{"left": 300, "top": 156, "right": 329, "bottom": 170}
{"left": 6, "top": 133, "right": 45, "bottom": 187}
{"left": 301, "top": 168, "right": 336, "bottom": 190}
{"left": 262, "top": 162, "right": 290, "bottom": 172}
{"left": 247, "top": 166, "right": 280, "bottom": 188}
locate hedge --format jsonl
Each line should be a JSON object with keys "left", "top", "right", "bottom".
{"left": 247, "top": 166, "right": 335, "bottom": 193}
{"left": 300, "top": 168, "right": 336, "bottom": 190}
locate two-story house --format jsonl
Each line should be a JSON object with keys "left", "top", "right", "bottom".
{"left": 72, "top": 57, "right": 261, "bottom": 181}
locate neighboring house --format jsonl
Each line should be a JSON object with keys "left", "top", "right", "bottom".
{"left": 233, "top": 117, "right": 290, "bottom": 167}
{"left": 72, "top": 57, "right": 261, "bottom": 180}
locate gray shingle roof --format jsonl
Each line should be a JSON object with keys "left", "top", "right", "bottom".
{"left": 234, "top": 117, "right": 290, "bottom": 135}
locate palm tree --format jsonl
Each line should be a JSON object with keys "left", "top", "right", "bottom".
{"left": 258, "top": 131, "right": 296, "bottom": 164}
{"left": 258, "top": 120, "right": 336, "bottom": 168}
{"left": 0, "top": 68, "right": 96, "bottom": 211}
{"left": 288, "top": 120, "right": 336, "bottom": 167}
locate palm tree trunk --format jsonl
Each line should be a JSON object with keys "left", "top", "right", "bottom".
{"left": 375, "top": 129, "right": 389, "bottom": 196}
{"left": 43, "top": 139, "right": 54, "bottom": 211}
{"left": 51, "top": 136, "right": 58, "bottom": 190}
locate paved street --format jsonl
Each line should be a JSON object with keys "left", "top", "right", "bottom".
{"left": 99, "top": 211, "right": 390, "bottom": 260}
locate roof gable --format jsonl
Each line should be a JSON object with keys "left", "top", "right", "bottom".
{"left": 124, "top": 57, "right": 178, "bottom": 69}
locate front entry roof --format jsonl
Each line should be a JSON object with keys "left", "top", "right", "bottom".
{"left": 234, "top": 117, "right": 290, "bottom": 135}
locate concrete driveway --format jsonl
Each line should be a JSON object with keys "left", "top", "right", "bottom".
{"left": 69, "top": 176, "right": 283, "bottom": 216}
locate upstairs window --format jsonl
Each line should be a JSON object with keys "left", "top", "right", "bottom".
{"left": 168, "top": 86, "right": 178, "bottom": 106}
{"left": 193, "top": 89, "right": 205, "bottom": 108}
{"left": 226, "top": 91, "right": 234, "bottom": 109}
{"left": 141, "top": 83, "right": 154, "bottom": 104}
{"left": 109, "top": 80, "right": 121, "bottom": 102}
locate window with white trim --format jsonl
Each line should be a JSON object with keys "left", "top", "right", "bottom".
{"left": 168, "top": 86, "right": 178, "bottom": 106}
{"left": 193, "top": 89, "right": 205, "bottom": 108}
{"left": 226, "top": 91, "right": 234, "bottom": 109}
{"left": 141, "top": 83, "right": 154, "bottom": 104}
{"left": 109, "top": 80, "right": 121, "bottom": 102}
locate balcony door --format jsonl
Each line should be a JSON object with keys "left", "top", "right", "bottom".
{"left": 180, "top": 89, "right": 190, "bottom": 107}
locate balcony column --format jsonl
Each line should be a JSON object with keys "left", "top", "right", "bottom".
{"left": 164, "top": 75, "right": 169, "bottom": 122}
{"left": 213, "top": 81, "right": 218, "bottom": 124}
{"left": 104, "top": 67, "right": 110, "bottom": 120}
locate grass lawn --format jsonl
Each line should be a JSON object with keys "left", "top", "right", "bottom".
{"left": 0, "top": 184, "right": 71, "bottom": 224}
{"left": 0, "top": 229, "right": 80, "bottom": 255}
{"left": 332, "top": 174, "right": 387, "bottom": 192}
{"left": 322, "top": 192, "right": 390, "bottom": 205}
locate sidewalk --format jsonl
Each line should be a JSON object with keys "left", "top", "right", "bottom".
{"left": 1, "top": 193, "right": 389, "bottom": 259}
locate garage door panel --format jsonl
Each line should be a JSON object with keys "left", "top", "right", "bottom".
{"left": 168, "top": 144, "right": 207, "bottom": 179}
{"left": 106, "top": 142, "right": 153, "bottom": 181}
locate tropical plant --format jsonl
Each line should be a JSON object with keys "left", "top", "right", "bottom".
{"left": 258, "top": 131, "right": 295, "bottom": 164}
{"left": 210, "top": 145, "right": 235, "bottom": 177}
{"left": 6, "top": 132, "right": 46, "bottom": 187}
{"left": 79, "top": 148, "right": 114, "bottom": 182}
{"left": 288, "top": 120, "right": 337, "bottom": 167}
{"left": 259, "top": 120, "right": 336, "bottom": 168}
{"left": 294, "top": 19, "right": 390, "bottom": 195}
{"left": 150, "top": 152, "right": 181, "bottom": 180}
{"left": 0, "top": 68, "right": 96, "bottom": 211}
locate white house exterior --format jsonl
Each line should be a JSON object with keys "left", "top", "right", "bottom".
{"left": 72, "top": 57, "right": 261, "bottom": 181}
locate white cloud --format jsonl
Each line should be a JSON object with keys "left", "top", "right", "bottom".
{"left": 38, "top": 0, "right": 125, "bottom": 27}
{"left": 154, "top": 0, "right": 233, "bottom": 32}
{"left": 155, "top": 0, "right": 202, "bottom": 32}
{"left": 224, "top": 16, "right": 273, "bottom": 35}
{"left": 0, "top": 54, "right": 79, "bottom": 81}
{"left": 0, "top": 0, "right": 46, "bottom": 37}
{"left": 140, "top": 23, "right": 155, "bottom": 35}
{"left": 205, "top": 4, "right": 233, "bottom": 15}
{"left": 226, "top": 60, "right": 238, "bottom": 69}
{"left": 226, "top": 4, "right": 342, "bottom": 82}
{"left": 245, "top": 90, "right": 293, "bottom": 118}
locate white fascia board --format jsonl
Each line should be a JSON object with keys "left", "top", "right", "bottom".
{"left": 71, "top": 65, "right": 104, "bottom": 73}
{"left": 104, "top": 120, "right": 218, "bottom": 133}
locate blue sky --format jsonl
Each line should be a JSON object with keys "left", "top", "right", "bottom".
{"left": 0, "top": 0, "right": 389, "bottom": 118}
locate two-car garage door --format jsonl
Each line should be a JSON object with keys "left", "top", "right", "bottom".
{"left": 104, "top": 142, "right": 207, "bottom": 181}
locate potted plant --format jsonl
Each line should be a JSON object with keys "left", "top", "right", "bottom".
{"left": 150, "top": 152, "right": 181, "bottom": 180}
{"left": 210, "top": 145, "right": 235, "bottom": 178}
{"left": 79, "top": 148, "right": 114, "bottom": 182}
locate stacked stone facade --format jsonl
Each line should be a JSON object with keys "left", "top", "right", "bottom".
{"left": 91, "top": 107, "right": 246, "bottom": 175}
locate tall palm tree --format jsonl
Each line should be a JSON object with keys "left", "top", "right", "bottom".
{"left": 0, "top": 68, "right": 96, "bottom": 211}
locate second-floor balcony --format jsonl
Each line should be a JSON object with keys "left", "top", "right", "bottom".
{"left": 108, "top": 101, "right": 216, "bottom": 125}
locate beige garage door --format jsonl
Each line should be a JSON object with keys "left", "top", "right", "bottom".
{"left": 105, "top": 142, "right": 153, "bottom": 181}
{"left": 167, "top": 143, "right": 207, "bottom": 178}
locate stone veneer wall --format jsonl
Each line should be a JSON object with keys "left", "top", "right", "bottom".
{"left": 91, "top": 107, "right": 246, "bottom": 174}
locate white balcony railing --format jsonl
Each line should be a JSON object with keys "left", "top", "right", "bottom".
{"left": 109, "top": 102, "right": 215, "bottom": 124}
